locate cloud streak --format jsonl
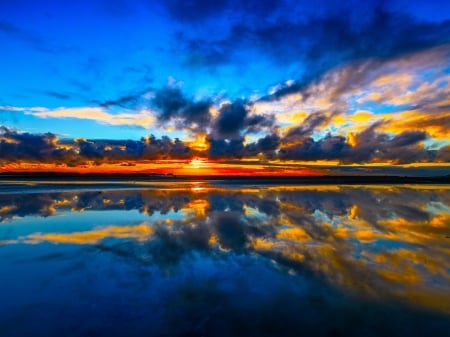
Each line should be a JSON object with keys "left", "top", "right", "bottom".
{"left": 27, "top": 107, "right": 157, "bottom": 129}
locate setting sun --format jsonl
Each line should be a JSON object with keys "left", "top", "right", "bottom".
{"left": 189, "top": 158, "right": 207, "bottom": 169}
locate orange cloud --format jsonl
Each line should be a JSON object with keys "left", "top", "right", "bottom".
{"left": 22, "top": 223, "right": 153, "bottom": 245}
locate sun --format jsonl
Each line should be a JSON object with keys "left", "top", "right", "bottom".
{"left": 189, "top": 158, "right": 207, "bottom": 169}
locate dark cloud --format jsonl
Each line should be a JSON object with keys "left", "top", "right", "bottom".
{"left": 214, "top": 100, "right": 248, "bottom": 138}
{"left": 0, "top": 119, "right": 440, "bottom": 164}
{"left": 98, "top": 90, "right": 149, "bottom": 109}
{"left": 265, "top": 8, "right": 450, "bottom": 99}
{"left": 77, "top": 139, "right": 106, "bottom": 160}
{"left": 245, "top": 114, "right": 276, "bottom": 134}
{"left": 153, "top": 86, "right": 211, "bottom": 131}
{"left": 207, "top": 137, "right": 245, "bottom": 158}
{"left": 256, "top": 133, "right": 280, "bottom": 152}
{"left": 436, "top": 145, "right": 450, "bottom": 162}
{"left": 0, "top": 126, "right": 76, "bottom": 163}
{"left": 0, "top": 127, "right": 193, "bottom": 163}
{"left": 173, "top": 1, "right": 450, "bottom": 100}
{"left": 284, "top": 111, "right": 335, "bottom": 143}
{"left": 348, "top": 124, "right": 430, "bottom": 164}
{"left": 280, "top": 134, "right": 351, "bottom": 161}
{"left": 211, "top": 100, "right": 276, "bottom": 140}
{"left": 389, "top": 131, "right": 426, "bottom": 147}
{"left": 280, "top": 122, "right": 432, "bottom": 164}
{"left": 76, "top": 135, "right": 193, "bottom": 161}
{"left": 207, "top": 133, "right": 279, "bottom": 159}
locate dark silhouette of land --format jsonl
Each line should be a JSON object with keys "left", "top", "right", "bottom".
{"left": 0, "top": 172, "right": 448, "bottom": 184}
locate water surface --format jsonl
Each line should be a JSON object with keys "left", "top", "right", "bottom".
{"left": 1, "top": 182, "right": 449, "bottom": 336}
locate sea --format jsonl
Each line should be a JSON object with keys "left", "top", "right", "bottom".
{"left": 0, "top": 180, "right": 449, "bottom": 336}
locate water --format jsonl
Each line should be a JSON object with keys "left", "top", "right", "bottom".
{"left": 0, "top": 182, "right": 449, "bottom": 336}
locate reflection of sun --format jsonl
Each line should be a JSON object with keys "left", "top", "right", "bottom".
{"left": 191, "top": 182, "right": 207, "bottom": 193}
{"left": 189, "top": 158, "right": 207, "bottom": 169}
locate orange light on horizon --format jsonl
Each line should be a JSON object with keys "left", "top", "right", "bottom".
{"left": 189, "top": 158, "right": 207, "bottom": 169}
{"left": 0, "top": 160, "right": 327, "bottom": 176}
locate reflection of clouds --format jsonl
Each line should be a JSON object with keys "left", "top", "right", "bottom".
{"left": 262, "top": 186, "right": 450, "bottom": 314}
{"left": 1, "top": 185, "right": 449, "bottom": 313}
{"left": 0, "top": 189, "right": 195, "bottom": 221}
{"left": 9, "top": 223, "right": 153, "bottom": 245}
{"left": 0, "top": 193, "right": 58, "bottom": 221}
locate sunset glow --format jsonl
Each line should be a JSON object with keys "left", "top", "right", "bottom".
{"left": 189, "top": 158, "right": 207, "bottom": 169}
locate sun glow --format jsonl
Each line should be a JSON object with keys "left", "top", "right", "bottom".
{"left": 189, "top": 158, "right": 207, "bottom": 169}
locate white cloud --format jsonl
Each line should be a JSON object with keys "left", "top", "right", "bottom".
{"left": 24, "top": 106, "right": 157, "bottom": 129}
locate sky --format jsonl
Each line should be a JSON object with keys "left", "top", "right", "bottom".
{"left": 0, "top": 0, "right": 449, "bottom": 175}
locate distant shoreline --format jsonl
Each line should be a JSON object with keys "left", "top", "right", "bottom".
{"left": 0, "top": 172, "right": 448, "bottom": 184}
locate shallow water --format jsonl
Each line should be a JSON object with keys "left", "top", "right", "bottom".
{"left": 0, "top": 182, "right": 449, "bottom": 336}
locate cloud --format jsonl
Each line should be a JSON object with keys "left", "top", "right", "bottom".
{"left": 207, "top": 133, "right": 279, "bottom": 159}
{"left": 279, "top": 122, "right": 432, "bottom": 164}
{"left": 0, "top": 126, "right": 77, "bottom": 163}
{"left": 258, "top": 44, "right": 450, "bottom": 125}
{"left": 210, "top": 100, "right": 276, "bottom": 139}
{"left": 0, "top": 105, "right": 48, "bottom": 113}
{"left": 436, "top": 145, "right": 450, "bottom": 162}
{"left": 3, "top": 42, "right": 449, "bottom": 166}
{"left": 213, "top": 100, "right": 248, "bottom": 139}
{"left": 380, "top": 110, "right": 450, "bottom": 141}
{"left": 283, "top": 111, "right": 336, "bottom": 144}
{"left": 279, "top": 134, "right": 351, "bottom": 161}
{"left": 250, "top": 44, "right": 450, "bottom": 157}
{"left": 98, "top": 90, "right": 150, "bottom": 109}
{"left": 27, "top": 107, "right": 157, "bottom": 129}
{"left": 0, "top": 127, "right": 194, "bottom": 163}
{"left": 76, "top": 135, "right": 193, "bottom": 161}
{"left": 244, "top": 113, "right": 276, "bottom": 134}
{"left": 152, "top": 86, "right": 212, "bottom": 131}
{"left": 173, "top": 1, "right": 450, "bottom": 97}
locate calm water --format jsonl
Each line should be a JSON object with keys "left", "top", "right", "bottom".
{"left": 0, "top": 182, "right": 449, "bottom": 336}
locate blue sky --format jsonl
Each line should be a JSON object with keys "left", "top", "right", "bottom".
{"left": 0, "top": 0, "right": 449, "bottom": 170}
